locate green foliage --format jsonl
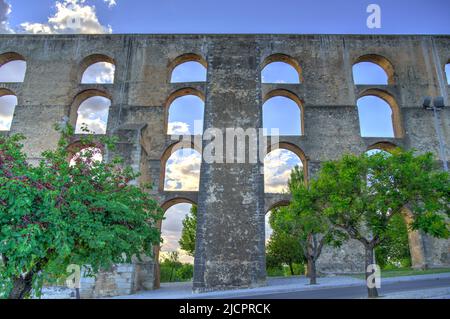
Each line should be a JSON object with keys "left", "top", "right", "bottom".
{"left": 159, "top": 252, "right": 193, "bottom": 283}
{"left": 0, "top": 124, "right": 163, "bottom": 298}
{"left": 273, "top": 166, "right": 345, "bottom": 263}
{"left": 266, "top": 228, "right": 305, "bottom": 273}
{"left": 375, "top": 214, "right": 411, "bottom": 269}
{"left": 178, "top": 205, "right": 197, "bottom": 257}
{"left": 266, "top": 263, "right": 305, "bottom": 277}
{"left": 314, "top": 149, "right": 449, "bottom": 248}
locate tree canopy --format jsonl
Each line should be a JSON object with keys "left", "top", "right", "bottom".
{"left": 0, "top": 125, "right": 163, "bottom": 299}
{"left": 178, "top": 205, "right": 197, "bottom": 257}
{"left": 314, "top": 149, "right": 449, "bottom": 297}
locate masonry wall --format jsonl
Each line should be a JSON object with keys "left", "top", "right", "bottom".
{"left": 1, "top": 34, "right": 449, "bottom": 296}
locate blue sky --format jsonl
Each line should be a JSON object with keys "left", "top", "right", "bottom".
{"left": 2, "top": 0, "right": 450, "bottom": 34}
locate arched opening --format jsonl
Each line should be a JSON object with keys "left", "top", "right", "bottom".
{"left": 264, "top": 143, "right": 306, "bottom": 194}
{"left": 80, "top": 54, "right": 115, "bottom": 84}
{"left": 0, "top": 89, "right": 17, "bottom": 131}
{"left": 445, "top": 61, "right": 450, "bottom": 85}
{"left": 357, "top": 90, "right": 403, "bottom": 138}
{"left": 166, "top": 88, "right": 205, "bottom": 135}
{"left": 261, "top": 54, "right": 302, "bottom": 84}
{"left": 169, "top": 53, "right": 207, "bottom": 83}
{"left": 0, "top": 52, "right": 26, "bottom": 83}
{"left": 161, "top": 142, "right": 201, "bottom": 191}
{"left": 71, "top": 90, "right": 111, "bottom": 135}
{"left": 365, "top": 148, "right": 426, "bottom": 270}
{"left": 353, "top": 54, "right": 395, "bottom": 85}
{"left": 154, "top": 198, "right": 197, "bottom": 287}
{"left": 263, "top": 90, "right": 303, "bottom": 136}
{"left": 265, "top": 203, "right": 305, "bottom": 277}
{"left": 265, "top": 201, "right": 290, "bottom": 242}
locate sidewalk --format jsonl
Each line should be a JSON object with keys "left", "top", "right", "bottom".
{"left": 112, "top": 272, "right": 450, "bottom": 299}
{"left": 380, "top": 287, "right": 450, "bottom": 299}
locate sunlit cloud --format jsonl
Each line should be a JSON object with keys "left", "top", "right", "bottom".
{"left": 103, "top": 0, "right": 116, "bottom": 8}
{"left": 164, "top": 149, "right": 201, "bottom": 191}
{"left": 264, "top": 149, "right": 302, "bottom": 193}
{"left": 167, "top": 121, "right": 191, "bottom": 135}
{"left": 75, "top": 96, "right": 110, "bottom": 134}
{"left": 81, "top": 62, "right": 115, "bottom": 84}
{"left": 20, "top": 0, "right": 113, "bottom": 34}
{"left": 0, "top": 95, "right": 17, "bottom": 131}
{"left": 0, "top": 0, "right": 12, "bottom": 33}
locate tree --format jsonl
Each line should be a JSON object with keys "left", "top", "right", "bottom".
{"left": 162, "top": 251, "right": 181, "bottom": 282}
{"left": 0, "top": 125, "right": 163, "bottom": 299}
{"left": 315, "top": 149, "right": 449, "bottom": 297}
{"left": 179, "top": 205, "right": 197, "bottom": 256}
{"left": 265, "top": 219, "right": 305, "bottom": 276}
{"left": 275, "top": 166, "right": 345, "bottom": 285}
{"left": 375, "top": 213, "right": 411, "bottom": 269}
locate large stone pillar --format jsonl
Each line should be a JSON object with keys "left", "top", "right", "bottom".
{"left": 193, "top": 38, "right": 266, "bottom": 292}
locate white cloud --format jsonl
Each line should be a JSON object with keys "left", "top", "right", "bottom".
{"left": 0, "top": 95, "right": 17, "bottom": 131}
{"left": 264, "top": 149, "right": 302, "bottom": 193}
{"left": 167, "top": 121, "right": 191, "bottom": 135}
{"left": 81, "top": 62, "right": 115, "bottom": 84}
{"left": 103, "top": 0, "right": 116, "bottom": 8}
{"left": 164, "top": 149, "right": 201, "bottom": 191}
{"left": 20, "top": 0, "right": 113, "bottom": 34}
{"left": 75, "top": 96, "right": 110, "bottom": 134}
{"left": 0, "top": 0, "right": 12, "bottom": 33}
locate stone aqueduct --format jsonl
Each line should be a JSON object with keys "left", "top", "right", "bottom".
{"left": 0, "top": 34, "right": 449, "bottom": 297}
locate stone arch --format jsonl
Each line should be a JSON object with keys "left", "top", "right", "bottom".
{"left": 0, "top": 52, "right": 27, "bottom": 83}
{"left": 70, "top": 89, "right": 112, "bottom": 134}
{"left": 169, "top": 53, "right": 207, "bottom": 83}
{"left": 263, "top": 89, "right": 304, "bottom": 135}
{"left": 261, "top": 53, "right": 302, "bottom": 83}
{"left": 353, "top": 54, "right": 395, "bottom": 85}
{"left": 161, "top": 197, "right": 198, "bottom": 214}
{"left": 79, "top": 54, "right": 116, "bottom": 84}
{"left": 0, "top": 87, "right": 16, "bottom": 97}
{"left": 367, "top": 141, "right": 399, "bottom": 153}
{"left": 357, "top": 88, "right": 404, "bottom": 138}
{"left": 165, "top": 87, "right": 205, "bottom": 135}
{"left": 266, "top": 200, "right": 290, "bottom": 215}
{"left": 159, "top": 140, "right": 202, "bottom": 191}
{"left": 0, "top": 88, "right": 18, "bottom": 131}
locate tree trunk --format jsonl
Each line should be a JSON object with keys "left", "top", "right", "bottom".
{"left": 288, "top": 262, "right": 295, "bottom": 276}
{"left": 365, "top": 246, "right": 379, "bottom": 298}
{"left": 308, "top": 257, "right": 317, "bottom": 285}
{"left": 305, "top": 259, "right": 312, "bottom": 278}
{"left": 8, "top": 273, "right": 34, "bottom": 299}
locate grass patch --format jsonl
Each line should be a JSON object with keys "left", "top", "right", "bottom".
{"left": 351, "top": 267, "right": 450, "bottom": 280}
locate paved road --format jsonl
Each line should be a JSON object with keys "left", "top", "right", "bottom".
{"left": 229, "top": 277, "right": 450, "bottom": 299}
